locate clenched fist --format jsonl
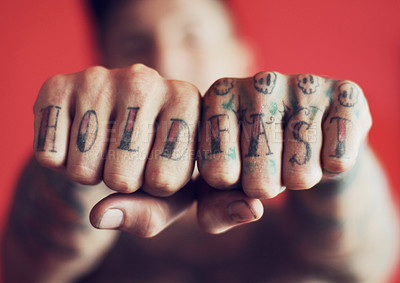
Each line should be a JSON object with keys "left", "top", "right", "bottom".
{"left": 198, "top": 72, "right": 371, "bottom": 199}
{"left": 33, "top": 64, "right": 203, "bottom": 237}
{"left": 32, "top": 65, "right": 372, "bottom": 236}
{"left": 34, "top": 64, "right": 200, "bottom": 198}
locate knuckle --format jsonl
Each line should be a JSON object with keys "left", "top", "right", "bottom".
{"left": 242, "top": 181, "right": 281, "bottom": 199}
{"left": 169, "top": 81, "right": 201, "bottom": 107}
{"left": 119, "top": 64, "right": 162, "bottom": 100}
{"left": 209, "top": 77, "right": 236, "bottom": 98}
{"left": 284, "top": 168, "right": 322, "bottom": 190}
{"left": 324, "top": 158, "right": 356, "bottom": 174}
{"left": 79, "top": 66, "right": 112, "bottom": 100}
{"left": 145, "top": 169, "right": 185, "bottom": 197}
{"left": 201, "top": 169, "right": 239, "bottom": 189}
{"left": 127, "top": 63, "right": 159, "bottom": 83}
{"left": 35, "top": 152, "right": 64, "bottom": 169}
{"left": 338, "top": 79, "right": 362, "bottom": 92}
{"left": 128, "top": 63, "right": 155, "bottom": 74}
{"left": 67, "top": 164, "right": 100, "bottom": 185}
{"left": 84, "top": 65, "right": 109, "bottom": 79}
{"left": 336, "top": 80, "right": 364, "bottom": 108}
{"left": 103, "top": 172, "right": 141, "bottom": 193}
{"left": 253, "top": 71, "right": 279, "bottom": 96}
{"left": 294, "top": 73, "right": 322, "bottom": 96}
{"left": 41, "top": 73, "right": 68, "bottom": 92}
{"left": 35, "top": 74, "right": 69, "bottom": 111}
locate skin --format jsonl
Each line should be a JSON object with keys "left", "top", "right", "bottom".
{"left": 2, "top": 0, "right": 399, "bottom": 282}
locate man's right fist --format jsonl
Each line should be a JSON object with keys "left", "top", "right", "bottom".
{"left": 33, "top": 64, "right": 200, "bottom": 197}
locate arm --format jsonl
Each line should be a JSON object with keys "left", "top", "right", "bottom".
{"left": 196, "top": 73, "right": 399, "bottom": 281}
{"left": 2, "top": 158, "right": 118, "bottom": 283}
{"left": 2, "top": 64, "right": 200, "bottom": 282}
{"left": 283, "top": 146, "right": 399, "bottom": 282}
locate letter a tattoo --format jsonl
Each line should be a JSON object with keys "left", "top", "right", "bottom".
{"left": 118, "top": 107, "right": 139, "bottom": 152}
{"left": 37, "top": 105, "right": 61, "bottom": 152}
{"left": 245, "top": 113, "right": 273, "bottom": 157}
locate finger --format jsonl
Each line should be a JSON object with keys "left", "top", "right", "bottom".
{"left": 240, "top": 71, "right": 285, "bottom": 198}
{"left": 66, "top": 67, "right": 113, "bottom": 185}
{"left": 197, "top": 78, "right": 241, "bottom": 189}
{"left": 90, "top": 182, "right": 195, "bottom": 238}
{"left": 33, "top": 74, "right": 73, "bottom": 170}
{"left": 322, "top": 81, "right": 372, "bottom": 176}
{"left": 103, "top": 64, "right": 164, "bottom": 193}
{"left": 196, "top": 177, "right": 263, "bottom": 234}
{"left": 141, "top": 81, "right": 200, "bottom": 197}
{"left": 282, "top": 74, "right": 330, "bottom": 190}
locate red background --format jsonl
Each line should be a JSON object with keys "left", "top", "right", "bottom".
{"left": 0, "top": 0, "right": 399, "bottom": 281}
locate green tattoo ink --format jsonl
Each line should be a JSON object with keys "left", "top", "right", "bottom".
{"left": 226, "top": 147, "right": 236, "bottom": 160}
{"left": 244, "top": 161, "right": 257, "bottom": 174}
{"left": 269, "top": 101, "right": 278, "bottom": 116}
{"left": 268, "top": 159, "right": 277, "bottom": 175}
{"left": 222, "top": 95, "right": 235, "bottom": 111}
{"left": 325, "top": 88, "right": 334, "bottom": 103}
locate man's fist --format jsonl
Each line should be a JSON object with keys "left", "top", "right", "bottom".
{"left": 33, "top": 64, "right": 200, "bottom": 197}
{"left": 197, "top": 72, "right": 372, "bottom": 199}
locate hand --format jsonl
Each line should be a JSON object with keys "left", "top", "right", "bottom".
{"left": 196, "top": 73, "right": 371, "bottom": 231}
{"left": 34, "top": 64, "right": 200, "bottom": 236}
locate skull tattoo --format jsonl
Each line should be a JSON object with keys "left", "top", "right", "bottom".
{"left": 338, "top": 83, "right": 359, "bottom": 107}
{"left": 253, "top": 71, "right": 277, "bottom": 94}
{"left": 297, "top": 74, "right": 320, "bottom": 94}
{"left": 213, "top": 78, "right": 234, "bottom": 96}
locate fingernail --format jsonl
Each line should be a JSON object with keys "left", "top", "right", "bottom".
{"left": 98, "top": 209, "right": 124, "bottom": 229}
{"left": 228, "top": 200, "right": 257, "bottom": 223}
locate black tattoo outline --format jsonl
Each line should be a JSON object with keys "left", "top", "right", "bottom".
{"left": 338, "top": 83, "right": 359, "bottom": 107}
{"left": 207, "top": 114, "right": 229, "bottom": 155}
{"left": 329, "top": 116, "right": 352, "bottom": 158}
{"left": 118, "top": 107, "right": 140, "bottom": 152}
{"left": 253, "top": 71, "right": 277, "bottom": 94}
{"left": 160, "top": 119, "right": 190, "bottom": 161}
{"left": 37, "top": 105, "right": 61, "bottom": 152}
{"left": 289, "top": 121, "right": 312, "bottom": 165}
{"left": 245, "top": 113, "right": 273, "bottom": 157}
{"left": 213, "top": 78, "right": 234, "bottom": 96}
{"left": 77, "top": 110, "right": 98, "bottom": 153}
{"left": 297, "top": 74, "right": 320, "bottom": 94}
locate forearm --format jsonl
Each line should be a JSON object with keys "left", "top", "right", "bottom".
{"left": 2, "top": 158, "right": 119, "bottom": 283}
{"left": 283, "top": 146, "right": 399, "bottom": 282}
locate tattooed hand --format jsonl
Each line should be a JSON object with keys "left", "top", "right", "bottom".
{"left": 33, "top": 64, "right": 200, "bottom": 236}
{"left": 196, "top": 73, "right": 372, "bottom": 232}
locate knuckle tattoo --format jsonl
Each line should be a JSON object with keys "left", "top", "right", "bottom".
{"left": 253, "top": 71, "right": 277, "bottom": 95}
{"left": 77, "top": 110, "right": 99, "bottom": 153}
{"left": 36, "top": 105, "right": 62, "bottom": 153}
{"left": 338, "top": 82, "right": 359, "bottom": 107}
{"left": 328, "top": 116, "right": 352, "bottom": 159}
{"left": 297, "top": 74, "right": 320, "bottom": 94}
{"left": 160, "top": 119, "right": 190, "bottom": 161}
{"left": 213, "top": 78, "right": 235, "bottom": 96}
{"left": 118, "top": 107, "right": 140, "bottom": 152}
